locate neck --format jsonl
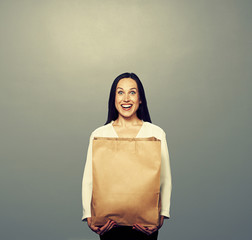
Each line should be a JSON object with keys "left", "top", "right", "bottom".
{"left": 114, "top": 114, "right": 142, "bottom": 127}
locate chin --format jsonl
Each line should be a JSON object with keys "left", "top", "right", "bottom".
{"left": 120, "top": 112, "right": 137, "bottom": 119}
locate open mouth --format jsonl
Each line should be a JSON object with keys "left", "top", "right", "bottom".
{"left": 121, "top": 104, "right": 133, "bottom": 111}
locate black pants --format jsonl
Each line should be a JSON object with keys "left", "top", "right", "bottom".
{"left": 99, "top": 226, "right": 158, "bottom": 240}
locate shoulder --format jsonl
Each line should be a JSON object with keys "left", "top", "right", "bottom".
{"left": 144, "top": 122, "right": 165, "bottom": 133}
{"left": 142, "top": 122, "right": 166, "bottom": 139}
{"left": 91, "top": 123, "right": 111, "bottom": 135}
{"left": 90, "top": 122, "right": 113, "bottom": 138}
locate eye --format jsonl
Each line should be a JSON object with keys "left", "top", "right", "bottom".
{"left": 130, "top": 91, "right": 136, "bottom": 95}
{"left": 117, "top": 91, "right": 124, "bottom": 95}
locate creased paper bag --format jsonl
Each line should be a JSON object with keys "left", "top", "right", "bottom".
{"left": 91, "top": 137, "right": 161, "bottom": 227}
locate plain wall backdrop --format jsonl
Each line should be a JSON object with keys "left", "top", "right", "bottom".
{"left": 0, "top": 0, "right": 251, "bottom": 240}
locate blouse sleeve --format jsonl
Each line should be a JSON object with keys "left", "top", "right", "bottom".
{"left": 160, "top": 130, "right": 172, "bottom": 218}
{"left": 81, "top": 133, "right": 94, "bottom": 221}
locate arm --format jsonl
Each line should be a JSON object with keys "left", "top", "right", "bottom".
{"left": 81, "top": 133, "right": 94, "bottom": 221}
{"left": 160, "top": 130, "right": 172, "bottom": 218}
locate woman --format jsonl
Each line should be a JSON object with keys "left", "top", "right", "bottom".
{"left": 82, "top": 73, "right": 172, "bottom": 240}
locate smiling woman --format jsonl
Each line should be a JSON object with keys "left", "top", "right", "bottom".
{"left": 115, "top": 78, "right": 141, "bottom": 116}
{"left": 105, "top": 73, "right": 151, "bottom": 125}
{"left": 81, "top": 73, "right": 172, "bottom": 240}
{"left": 113, "top": 78, "right": 143, "bottom": 137}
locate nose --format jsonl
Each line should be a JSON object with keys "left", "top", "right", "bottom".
{"left": 123, "top": 93, "right": 130, "bottom": 102}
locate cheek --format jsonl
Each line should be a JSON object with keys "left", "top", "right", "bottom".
{"left": 134, "top": 95, "right": 140, "bottom": 103}
{"left": 116, "top": 93, "right": 125, "bottom": 101}
{"left": 115, "top": 95, "right": 122, "bottom": 107}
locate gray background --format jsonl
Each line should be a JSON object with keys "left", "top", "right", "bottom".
{"left": 0, "top": 0, "right": 251, "bottom": 240}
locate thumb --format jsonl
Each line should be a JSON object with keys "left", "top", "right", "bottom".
{"left": 91, "top": 226, "right": 100, "bottom": 231}
{"left": 147, "top": 226, "right": 158, "bottom": 231}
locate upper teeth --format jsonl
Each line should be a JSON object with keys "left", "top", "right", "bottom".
{"left": 122, "top": 105, "right": 132, "bottom": 108}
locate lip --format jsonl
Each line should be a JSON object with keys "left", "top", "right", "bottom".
{"left": 121, "top": 104, "right": 133, "bottom": 111}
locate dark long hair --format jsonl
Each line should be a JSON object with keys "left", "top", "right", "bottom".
{"left": 105, "top": 72, "right": 152, "bottom": 124}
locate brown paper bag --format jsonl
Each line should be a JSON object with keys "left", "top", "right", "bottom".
{"left": 91, "top": 137, "right": 161, "bottom": 227}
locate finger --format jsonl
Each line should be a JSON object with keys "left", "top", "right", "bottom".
{"left": 99, "top": 220, "right": 112, "bottom": 232}
{"left": 147, "top": 226, "right": 158, "bottom": 231}
{"left": 137, "top": 224, "right": 157, "bottom": 235}
{"left": 87, "top": 218, "right": 100, "bottom": 233}
{"left": 100, "top": 222, "right": 117, "bottom": 235}
{"left": 90, "top": 225, "right": 100, "bottom": 233}
{"left": 99, "top": 221, "right": 113, "bottom": 235}
{"left": 99, "top": 223, "right": 115, "bottom": 236}
{"left": 99, "top": 221, "right": 115, "bottom": 235}
{"left": 134, "top": 224, "right": 151, "bottom": 235}
{"left": 87, "top": 219, "right": 91, "bottom": 228}
{"left": 132, "top": 224, "right": 143, "bottom": 233}
{"left": 159, "top": 216, "right": 164, "bottom": 226}
{"left": 146, "top": 226, "right": 158, "bottom": 233}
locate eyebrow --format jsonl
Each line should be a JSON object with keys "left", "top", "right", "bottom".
{"left": 116, "top": 87, "right": 137, "bottom": 90}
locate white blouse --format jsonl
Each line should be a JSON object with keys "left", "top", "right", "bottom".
{"left": 81, "top": 121, "right": 172, "bottom": 221}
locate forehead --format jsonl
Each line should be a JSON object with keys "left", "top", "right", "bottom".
{"left": 116, "top": 78, "right": 138, "bottom": 89}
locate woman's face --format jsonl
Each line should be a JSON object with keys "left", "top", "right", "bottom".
{"left": 115, "top": 78, "right": 141, "bottom": 119}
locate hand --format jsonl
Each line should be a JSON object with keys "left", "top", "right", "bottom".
{"left": 87, "top": 218, "right": 117, "bottom": 235}
{"left": 98, "top": 220, "right": 117, "bottom": 236}
{"left": 132, "top": 224, "right": 158, "bottom": 235}
{"left": 132, "top": 215, "right": 165, "bottom": 235}
{"left": 158, "top": 215, "right": 164, "bottom": 229}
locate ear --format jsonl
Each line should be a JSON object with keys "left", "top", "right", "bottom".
{"left": 140, "top": 100, "right": 142, "bottom": 104}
